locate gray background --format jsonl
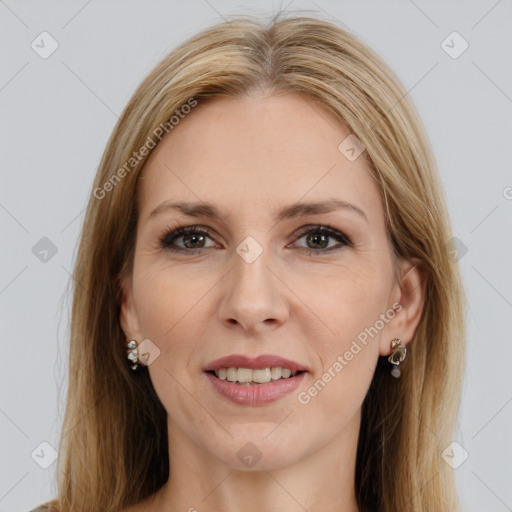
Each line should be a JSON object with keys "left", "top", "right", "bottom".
{"left": 1, "top": 1, "right": 511, "bottom": 510}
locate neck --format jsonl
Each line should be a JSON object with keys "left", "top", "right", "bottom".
{"left": 156, "top": 410, "right": 363, "bottom": 512}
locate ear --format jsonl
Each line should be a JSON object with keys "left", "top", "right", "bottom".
{"left": 119, "top": 272, "right": 143, "bottom": 349}
{"left": 379, "top": 258, "right": 427, "bottom": 356}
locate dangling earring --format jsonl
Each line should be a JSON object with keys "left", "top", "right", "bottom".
{"left": 387, "top": 337, "right": 407, "bottom": 378}
{"left": 126, "top": 340, "right": 140, "bottom": 371}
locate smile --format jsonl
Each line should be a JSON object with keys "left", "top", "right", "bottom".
{"left": 204, "top": 369, "right": 306, "bottom": 406}
{"left": 211, "top": 366, "right": 302, "bottom": 384}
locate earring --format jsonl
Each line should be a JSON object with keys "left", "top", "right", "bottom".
{"left": 387, "top": 337, "right": 407, "bottom": 378}
{"left": 126, "top": 340, "right": 140, "bottom": 371}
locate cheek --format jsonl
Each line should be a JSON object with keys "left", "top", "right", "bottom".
{"left": 296, "top": 261, "right": 391, "bottom": 397}
{"left": 300, "top": 259, "right": 391, "bottom": 340}
{"left": 293, "top": 272, "right": 385, "bottom": 432}
{"left": 132, "top": 260, "right": 215, "bottom": 342}
{"left": 132, "top": 265, "right": 213, "bottom": 426}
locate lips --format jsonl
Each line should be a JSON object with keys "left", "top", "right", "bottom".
{"left": 203, "top": 354, "right": 309, "bottom": 373}
{"left": 204, "top": 370, "right": 306, "bottom": 405}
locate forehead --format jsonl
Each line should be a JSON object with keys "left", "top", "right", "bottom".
{"left": 137, "top": 92, "right": 382, "bottom": 221}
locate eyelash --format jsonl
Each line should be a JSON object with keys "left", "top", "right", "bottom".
{"left": 158, "top": 223, "right": 352, "bottom": 255}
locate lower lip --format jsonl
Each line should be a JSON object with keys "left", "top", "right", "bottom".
{"left": 204, "top": 371, "right": 306, "bottom": 406}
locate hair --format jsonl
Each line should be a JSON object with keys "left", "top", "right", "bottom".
{"left": 39, "top": 11, "right": 466, "bottom": 512}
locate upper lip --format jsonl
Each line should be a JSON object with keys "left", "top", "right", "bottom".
{"left": 203, "top": 354, "right": 308, "bottom": 372}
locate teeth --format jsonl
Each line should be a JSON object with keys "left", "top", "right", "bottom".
{"left": 237, "top": 368, "right": 253, "bottom": 383}
{"left": 253, "top": 368, "right": 271, "bottom": 383}
{"left": 226, "top": 367, "right": 237, "bottom": 382}
{"left": 214, "top": 367, "right": 299, "bottom": 384}
{"left": 271, "top": 367, "right": 282, "bottom": 380}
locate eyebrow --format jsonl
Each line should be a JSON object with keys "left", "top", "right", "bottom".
{"left": 148, "top": 199, "right": 368, "bottom": 223}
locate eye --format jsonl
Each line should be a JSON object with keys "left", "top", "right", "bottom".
{"left": 291, "top": 224, "right": 352, "bottom": 254}
{"left": 159, "top": 226, "right": 216, "bottom": 253}
{"left": 158, "top": 223, "right": 352, "bottom": 254}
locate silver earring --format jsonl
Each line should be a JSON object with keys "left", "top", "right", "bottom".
{"left": 387, "top": 337, "right": 407, "bottom": 378}
{"left": 126, "top": 340, "right": 140, "bottom": 371}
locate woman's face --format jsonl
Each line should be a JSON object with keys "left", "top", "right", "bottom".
{"left": 120, "top": 92, "right": 419, "bottom": 471}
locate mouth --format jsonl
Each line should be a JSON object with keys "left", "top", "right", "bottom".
{"left": 206, "top": 367, "right": 307, "bottom": 385}
{"left": 204, "top": 367, "right": 307, "bottom": 406}
{"left": 203, "top": 354, "right": 308, "bottom": 405}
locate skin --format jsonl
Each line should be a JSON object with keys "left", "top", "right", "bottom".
{"left": 119, "top": 91, "right": 426, "bottom": 512}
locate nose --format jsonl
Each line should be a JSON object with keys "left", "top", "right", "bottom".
{"left": 217, "top": 241, "right": 290, "bottom": 334}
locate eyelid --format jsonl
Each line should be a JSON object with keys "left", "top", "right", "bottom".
{"left": 158, "top": 225, "right": 217, "bottom": 251}
{"left": 158, "top": 223, "right": 352, "bottom": 253}
{"left": 291, "top": 223, "right": 352, "bottom": 247}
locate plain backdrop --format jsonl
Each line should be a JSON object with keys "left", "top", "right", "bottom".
{"left": 1, "top": 1, "right": 511, "bottom": 511}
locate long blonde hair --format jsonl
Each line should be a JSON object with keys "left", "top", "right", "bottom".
{"left": 41, "top": 12, "right": 466, "bottom": 512}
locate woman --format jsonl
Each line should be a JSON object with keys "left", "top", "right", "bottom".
{"left": 32, "top": 12, "right": 466, "bottom": 512}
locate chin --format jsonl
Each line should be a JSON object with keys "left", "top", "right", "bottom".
{"left": 208, "top": 434, "right": 309, "bottom": 472}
